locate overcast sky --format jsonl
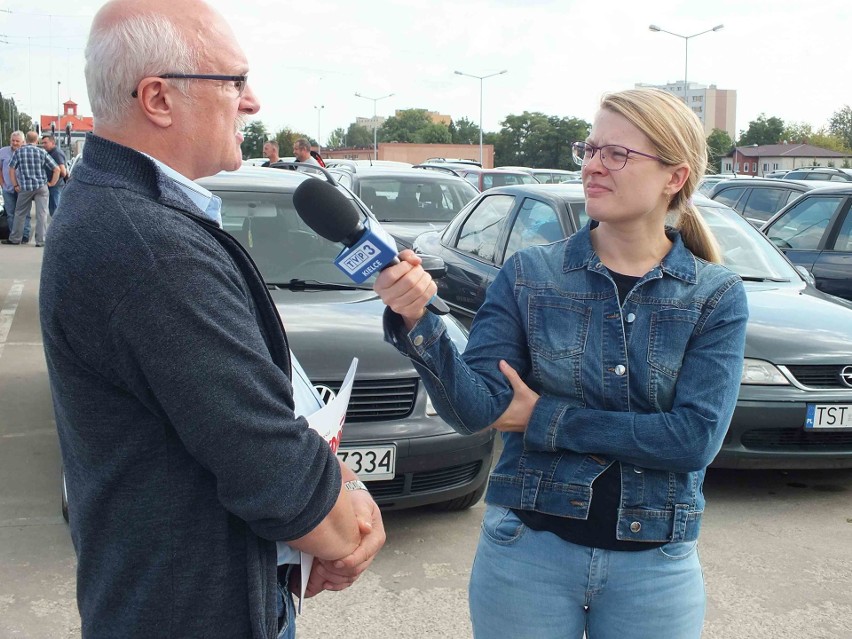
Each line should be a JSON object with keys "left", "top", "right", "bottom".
{"left": 2, "top": 0, "right": 849, "bottom": 145}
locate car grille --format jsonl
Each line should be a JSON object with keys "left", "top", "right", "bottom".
{"left": 312, "top": 377, "right": 419, "bottom": 422}
{"left": 366, "top": 461, "right": 483, "bottom": 500}
{"left": 785, "top": 365, "right": 852, "bottom": 389}
{"left": 741, "top": 428, "right": 852, "bottom": 451}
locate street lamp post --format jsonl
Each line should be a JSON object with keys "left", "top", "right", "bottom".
{"left": 314, "top": 105, "right": 324, "bottom": 153}
{"left": 57, "top": 81, "right": 62, "bottom": 137}
{"left": 648, "top": 24, "right": 723, "bottom": 103}
{"left": 354, "top": 92, "right": 394, "bottom": 160}
{"left": 454, "top": 70, "right": 507, "bottom": 167}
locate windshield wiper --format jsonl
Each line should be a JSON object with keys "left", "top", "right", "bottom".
{"left": 739, "top": 276, "right": 791, "bottom": 282}
{"left": 267, "top": 279, "right": 370, "bottom": 291}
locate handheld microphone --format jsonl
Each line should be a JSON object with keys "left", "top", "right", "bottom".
{"left": 293, "top": 178, "right": 450, "bottom": 315}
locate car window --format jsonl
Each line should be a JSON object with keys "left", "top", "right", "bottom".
{"left": 741, "top": 187, "right": 790, "bottom": 224}
{"left": 830, "top": 174, "right": 849, "bottom": 182}
{"left": 764, "top": 196, "right": 843, "bottom": 250}
{"left": 217, "top": 190, "right": 346, "bottom": 284}
{"left": 572, "top": 201, "right": 589, "bottom": 228}
{"left": 713, "top": 187, "right": 746, "bottom": 211}
{"left": 455, "top": 194, "right": 515, "bottom": 262}
{"left": 697, "top": 205, "right": 797, "bottom": 281}
{"left": 357, "top": 177, "right": 477, "bottom": 223}
{"left": 831, "top": 210, "right": 852, "bottom": 252}
{"left": 482, "top": 174, "right": 494, "bottom": 189}
{"left": 505, "top": 199, "right": 563, "bottom": 260}
{"left": 463, "top": 173, "right": 479, "bottom": 188}
{"left": 334, "top": 172, "right": 352, "bottom": 188}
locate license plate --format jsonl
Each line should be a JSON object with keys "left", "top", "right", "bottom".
{"left": 805, "top": 404, "right": 852, "bottom": 429}
{"left": 336, "top": 445, "right": 396, "bottom": 481}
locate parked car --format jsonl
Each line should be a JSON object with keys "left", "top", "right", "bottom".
{"left": 451, "top": 166, "right": 540, "bottom": 192}
{"left": 783, "top": 167, "right": 852, "bottom": 182}
{"left": 496, "top": 166, "right": 581, "bottom": 184}
{"left": 329, "top": 166, "right": 479, "bottom": 249}
{"left": 324, "top": 159, "right": 413, "bottom": 172}
{"left": 697, "top": 173, "right": 756, "bottom": 196}
{"left": 764, "top": 169, "right": 789, "bottom": 179}
{"left": 760, "top": 184, "right": 852, "bottom": 301}
{"left": 708, "top": 177, "right": 834, "bottom": 227}
{"left": 60, "top": 167, "right": 494, "bottom": 521}
{"left": 412, "top": 183, "right": 852, "bottom": 469}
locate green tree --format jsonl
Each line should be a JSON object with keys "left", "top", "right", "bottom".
{"left": 274, "top": 127, "right": 312, "bottom": 156}
{"left": 809, "top": 129, "right": 851, "bottom": 153}
{"left": 450, "top": 117, "right": 480, "bottom": 145}
{"left": 781, "top": 122, "right": 814, "bottom": 144}
{"left": 346, "top": 123, "right": 373, "bottom": 148}
{"left": 738, "top": 114, "right": 784, "bottom": 146}
{"left": 326, "top": 127, "right": 346, "bottom": 148}
{"left": 493, "top": 112, "right": 589, "bottom": 169}
{"left": 828, "top": 105, "right": 852, "bottom": 150}
{"left": 378, "top": 109, "right": 432, "bottom": 143}
{"left": 706, "top": 128, "right": 734, "bottom": 173}
{"left": 240, "top": 120, "right": 268, "bottom": 159}
{"left": 415, "top": 122, "right": 452, "bottom": 144}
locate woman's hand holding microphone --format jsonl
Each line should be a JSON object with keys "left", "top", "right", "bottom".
{"left": 373, "top": 250, "right": 438, "bottom": 331}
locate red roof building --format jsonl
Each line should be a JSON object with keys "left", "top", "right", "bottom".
{"left": 40, "top": 100, "right": 94, "bottom": 134}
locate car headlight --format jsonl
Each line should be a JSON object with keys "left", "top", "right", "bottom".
{"left": 741, "top": 358, "right": 789, "bottom": 385}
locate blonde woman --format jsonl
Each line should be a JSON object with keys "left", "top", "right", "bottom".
{"left": 374, "top": 88, "right": 747, "bottom": 638}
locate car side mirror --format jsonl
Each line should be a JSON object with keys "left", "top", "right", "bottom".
{"left": 418, "top": 254, "right": 447, "bottom": 279}
{"left": 794, "top": 265, "right": 815, "bottom": 285}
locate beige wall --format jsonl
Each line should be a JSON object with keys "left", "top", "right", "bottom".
{"left": 323, "top": 143, "right": 495, "bottom": 167}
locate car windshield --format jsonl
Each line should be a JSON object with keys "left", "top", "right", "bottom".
{"left": 358, "top": 176, "right": 478, "bottom": 223}
{"left": 216, "top": 189, "right": 359, "bottom": 286}
{"left": 695, "top": 203, "right": 798, "bottom": 281}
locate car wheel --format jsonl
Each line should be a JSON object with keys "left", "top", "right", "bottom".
{"left": 431, "top": 481, "right": 486, "bottom": 512}
{"left": 61, "top": 466, "right": 69, "bottom": 524}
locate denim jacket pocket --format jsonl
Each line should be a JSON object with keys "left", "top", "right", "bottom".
{"left": 647, "top": 308, "right": 701, "bottom": 378}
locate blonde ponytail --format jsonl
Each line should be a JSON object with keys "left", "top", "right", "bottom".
{"left": 673, "top": 203, "right": 722, "bottom": 264}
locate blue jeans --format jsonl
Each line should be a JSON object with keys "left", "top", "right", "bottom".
{"left": 48, "top": 183, "right": 63, "bottom": 217}
{"left": 468, "top": 506, "right": 706, "bottom": 639}
{"left": 2, "top": 188, "right": 30, "bottom": 240}
{"left": 276, "top": 565, "right": 297, "bottom": 639}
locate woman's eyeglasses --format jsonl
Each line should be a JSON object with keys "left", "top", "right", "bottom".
{"left": 131, "top": 74, "right": 248, "bottom": 98}
{"left": 571, "top": 141, "right": 664, "bottom": 172}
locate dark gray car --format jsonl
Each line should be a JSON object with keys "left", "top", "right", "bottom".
{"left": 412, "top": 183, "right": 852, "bottom": 469}
{"left": 709, "top": 177, "right": 834, "bottom": 227}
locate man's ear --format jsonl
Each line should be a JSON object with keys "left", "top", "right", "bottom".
{"left": 134, "top": 78, "right": 174, "bottom": 129}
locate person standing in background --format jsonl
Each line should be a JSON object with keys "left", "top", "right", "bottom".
{"left": 40, "top": 134, "right": 68, "bottom": 217}
{"left": 0, "top": 131, "right": 30, "bottom": 243}
{"left": 4, "top": 131, "right": 59, "bottom": 247}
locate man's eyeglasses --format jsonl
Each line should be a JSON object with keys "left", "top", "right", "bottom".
{"left": 131, "top": 74, "right": 248, "bottom": 98}
{"left": 571, "top": 141, "right": 665, "bottom": 172}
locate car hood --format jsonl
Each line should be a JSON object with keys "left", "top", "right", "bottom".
{"left": 382, "top": 221, "right": 448, "bottom": 248}
{"left": 743, "top": 282, "right": 852, "bottom": 363}
{"left": 271, "top": 288, "right": 421, "bottom": 381}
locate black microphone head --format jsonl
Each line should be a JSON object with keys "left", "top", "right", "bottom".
{"left": 293, "top": 178, "right": 362, "bottom": 244}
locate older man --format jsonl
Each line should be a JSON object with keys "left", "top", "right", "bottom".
{"left": 0, "top": 131, "right": 31, "bottom": 243}
{"left": 4, "top": 131, "right": 59, "bottom": 246}
{"left": 261, "top": 139, "right": 281, "bottom": 166}
{"left": 39, "top": 1, "right": 383, "bottom": 637}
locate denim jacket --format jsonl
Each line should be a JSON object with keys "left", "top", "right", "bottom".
{"left": 385, "top": 224, "right": 748, "bottom": 543}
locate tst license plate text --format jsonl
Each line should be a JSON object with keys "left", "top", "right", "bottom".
{"left": 805, "top": 404, "right": 852, "bottom": 429}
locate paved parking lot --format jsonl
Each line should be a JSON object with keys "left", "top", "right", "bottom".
{"left": 2, "top": 246, "right": 851, "bottom": 638}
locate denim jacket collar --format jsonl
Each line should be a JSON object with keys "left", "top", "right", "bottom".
{"left": 563, "top": 221, "right": 697, "bottom": 284}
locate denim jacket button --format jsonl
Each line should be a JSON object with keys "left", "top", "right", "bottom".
{"left": 413, "top": 335, "right": 424, "bottom": 347}
{"left": 614, "top": 364, "right": 626, "bottom": 376}
{"left": 625, "top": 312, "right": 636, "bottom": 323}
{"left": 630, "top": 521, "right": 642, "bottom": 533}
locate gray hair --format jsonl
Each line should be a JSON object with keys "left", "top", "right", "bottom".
{"left": 294, "top": 138, "right": 311, "bottom": 151}
{"left": 10, "top": 130, "right": 24, "bottom": 141}
{"left": 85, "top": 13, "right": 199, "bottom": 127}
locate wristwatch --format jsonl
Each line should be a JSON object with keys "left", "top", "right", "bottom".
{"left": 344, "top": 479, "right": 369, "bottom": 493}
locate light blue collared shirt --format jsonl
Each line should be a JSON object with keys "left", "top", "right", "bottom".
{"left": 144, "top": 155, "right": 223, "bottom": 227}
